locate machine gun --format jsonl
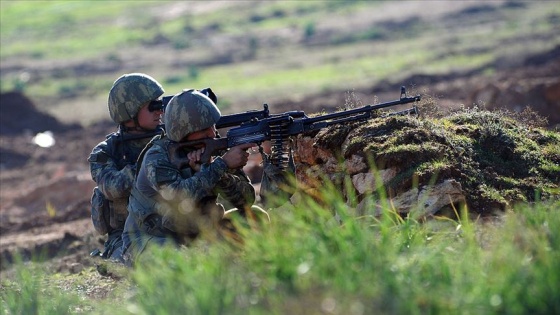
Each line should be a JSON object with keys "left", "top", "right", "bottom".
{"left": 169, "top": 87, "right": 421, "bottom": 169}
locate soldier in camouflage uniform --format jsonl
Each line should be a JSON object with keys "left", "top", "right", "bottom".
{"left": 88, "top": 73, "right": 165, "bottom": 261}
{"left": 122, "top": 89, "right": 261, "bottom": 263}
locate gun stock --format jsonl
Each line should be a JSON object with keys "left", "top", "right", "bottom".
{"left": 168, "top": 137, "right": 229, "bottom": 169}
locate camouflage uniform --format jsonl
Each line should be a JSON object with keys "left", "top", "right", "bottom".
{"left": 88, "top": 73, "right": 164, "bottom": 261}
{"left": 88, "top": 132, "right": 157, "bottom": 259}
{"left": 123, "top": 90, "right": 256, "bottom": 263}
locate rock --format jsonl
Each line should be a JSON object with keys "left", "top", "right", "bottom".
{"left": 345, "top": 154, "right": 368, "bottom": 175}
{"left": 351, "top": 168, "right": 397, "bottom": 195}
{"left": 293, "top": 136, "right": 317, "bottom": 165}
{"left": 355, "top": 179, "right": 466, "bottom": 219}
{"left": 398, "top": 179, "right": 466, "bottom": 217}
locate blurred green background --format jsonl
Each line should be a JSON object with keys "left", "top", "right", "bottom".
{"left": 1, "top": 0, "right": 559, "bottom": 126}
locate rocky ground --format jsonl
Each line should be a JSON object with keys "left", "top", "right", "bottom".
{"left": 0, "top": 45, "right": 559, "bottom": 276}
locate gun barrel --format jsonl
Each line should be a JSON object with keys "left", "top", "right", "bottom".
{"left": 305, "top": 95, "right": 420, "bottom": 125}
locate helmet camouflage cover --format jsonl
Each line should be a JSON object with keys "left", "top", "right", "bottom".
{"left": 164, "top": 89, "right": 221, "bottom": 142}
{"left": 108, "top": 73, "right": 164, "bottom": 123}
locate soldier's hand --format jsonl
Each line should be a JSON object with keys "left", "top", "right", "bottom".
{"left": 187, "top": 148, "right": 205, "bottom": 172}
{"left": 222, "top": 143, "right": 256, "bottom": 169}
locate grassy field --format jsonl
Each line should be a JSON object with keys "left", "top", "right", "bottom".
{"left": 2, "top": 187, "right": 559, "bottom": 314}
{"left": 1, "top": 1, "right": 559, "bottom": 125}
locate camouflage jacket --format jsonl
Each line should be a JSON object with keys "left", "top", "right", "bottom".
{"left": 88, "top": 131, "right": 154, "bottom": 233}
{"left": 127, "top": 136, "right": 255, "bottom": 240}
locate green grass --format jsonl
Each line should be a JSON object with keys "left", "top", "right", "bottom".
{"left": 162, "top": 51, "right": 419, "bottom": 101}
{"left": 0, "top": 1, "right": 161, "bottom": 59}
{"left": 2, "top": 183, "right": 559, "bottom": 314}
{"left": 2, "top": 1, "right": 560, "bottom": 125}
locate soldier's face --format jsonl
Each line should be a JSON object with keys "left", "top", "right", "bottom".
{"left": 137, "top": 102, "right": 163, "bottom": 130}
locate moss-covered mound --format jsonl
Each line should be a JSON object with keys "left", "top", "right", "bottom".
{"left": 296, "top": 107, "right": 560, "bottom": 215}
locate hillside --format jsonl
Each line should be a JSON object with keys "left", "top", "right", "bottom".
{"left": 1, "top": 1, "right": 559, "bottom": 125}
{"left": 1, "top": 76, "right": 559, "bottom": 275}
{"left": 0, "top": 0, "right": 559, "bottom": 303}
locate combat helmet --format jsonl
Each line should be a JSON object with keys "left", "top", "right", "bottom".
{"left": 164, "top": 89, "right": 221, "bottom": 142}
{"left": 108, "top": 73, "right": 164, "bottom": 124}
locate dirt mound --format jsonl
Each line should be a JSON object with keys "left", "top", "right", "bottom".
{"left": 0, "top": 91, "right": 81, "bottom": 136}
{"left": 293, "top": 107, "right": 560, "bottom": 217}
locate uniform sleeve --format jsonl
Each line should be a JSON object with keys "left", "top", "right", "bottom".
{"left": 88, "top": 141, "right": 135, "bottom": 200}
{"left": 215, "top": 169, "right": 256, "bottom": 210}
{"left": 144, "top": 146, "right": 231, "bottom": 203}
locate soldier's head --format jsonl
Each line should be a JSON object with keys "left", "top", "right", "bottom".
{"left": 164, "top": 89, "right": 221, "bottom": 142}
{"left": 108, "top": 73, "right": 165, "bottom": 130}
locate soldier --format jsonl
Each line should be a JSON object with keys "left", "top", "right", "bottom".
{"left": 88, "top": 73, "right": 165, "bottom": 261}
{"left": 122, "top": 89, "right": 265, "bottom": 264}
